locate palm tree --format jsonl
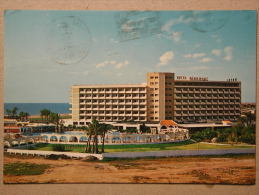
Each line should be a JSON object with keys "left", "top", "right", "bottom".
{"left": 45, "top": 109, "right": 51, "bottom": 122}
{"left": 84, "top": 126, "right": 93, "bottom": 153}
{"left": 40, "top": 109, "right": 46, "bottom": 121}
{"left": 86, "top": 119, "right": 102, "bottom": 154}
{"left": 11, "top": 107, "right": 18, "bottom": 118}
{"left": 49, "top": 112, "right": 61, "bottom": 133}
{"left": 19, "top": 112, "right": 25, "bottom": 121}
{"left": 40, "top": 109, "right": 51, "bottom": 122}
{"left": 100, "top": 124, "right": 113, "bottom": 153}
{"left": 5, "top": 109, "right": 12, "bottom": 118}
{"left": 24, "top": 112, "right": 30, "bottom": 121}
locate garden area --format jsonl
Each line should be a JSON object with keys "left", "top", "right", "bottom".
{"left": 26, "top": 140, "right": 255, "bottom": 153}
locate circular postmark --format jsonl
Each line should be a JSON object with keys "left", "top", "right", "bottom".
{"left": 188, "top": 11, "right": 231, "bottom": 33}
{"left": 47, "top": 16, "right": 92, "bottom": 65}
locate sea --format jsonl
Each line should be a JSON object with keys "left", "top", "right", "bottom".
{"left": 4, "top": 103, "right": 70, "bottom": 115}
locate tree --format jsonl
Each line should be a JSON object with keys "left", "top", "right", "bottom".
{"left": 40, "top": 109, "right": 51, "bottom": 122}
{"left": 11, "top": 107, "right": 18, "bottom": 118}
{"left": 100, "top": 124, "right": 113, "bottom": 153}
{"left": 24, "top": 112, "right": 30, "bottom": 121}
{"left": 85, "top": 119, "right": 102, "bottom": 154}
{"left": 49, "top": 112, "right": 61, "bottom": 133}
{"left": 84, "top": 125, "right": 93, "bottom": 153}
{"left": 5, "top": 109, "right": 12, "bottom": 117}
{"left": 140, "top": 122, "right": 151, "bottom": 134}
{"left": 19, "top": 112, "right": 26, "bottom": 121}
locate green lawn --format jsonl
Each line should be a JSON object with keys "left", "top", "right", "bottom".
{"left": 28, "top": 140, "right": 255, "bottom": 153}
{"left": 4, "top": 162, "right": 49, "bottom": 176}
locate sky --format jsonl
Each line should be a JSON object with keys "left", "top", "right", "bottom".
{"left": 4, "top": 10, "right": 256, "bottom": 103}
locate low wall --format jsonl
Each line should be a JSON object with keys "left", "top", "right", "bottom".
{"left": 6, "top": 148, "right": 255, "bottom": 161}
{"left": 6, "top": 149, "right": 103, "bottom": 160}
{"left": 103, "top": 148, "right": 256, "bottom": 159}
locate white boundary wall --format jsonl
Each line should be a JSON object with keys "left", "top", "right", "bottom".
{"left": 7, "top": 149, "right": 103, "bottom": 160}
{"left": 6, "top": 148, "right": 255, "bottom": 160}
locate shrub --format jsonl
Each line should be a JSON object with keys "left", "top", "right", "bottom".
{"left": 46, "top": 154, "right": 70, "bottom": 160}
{"left": 4, "top": 162, "right": 49, "bottom": 176}
{"left": 239, "top": 133, "right": 255, "bottom": 144}
{"left": 191, "top": 128, "right": 217, "bottom": 142}
{"left": 217, "top": 134, "right": 227, "bottom": 142}
{"left": 52, "top": 144, "right": 65, "bottom": 151}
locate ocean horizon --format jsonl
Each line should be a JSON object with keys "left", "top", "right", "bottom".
{"left": 4, "top": 103, "right": 70, "bottom": 115}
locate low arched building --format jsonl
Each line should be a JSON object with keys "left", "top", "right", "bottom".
{"left": 159, "top": 120, "right": 189, "bottom": 140}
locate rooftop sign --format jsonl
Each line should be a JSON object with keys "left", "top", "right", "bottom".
{"left": 176, "top": 76, "right": 208, "bottom": 81}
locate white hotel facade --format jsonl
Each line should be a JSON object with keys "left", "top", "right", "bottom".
{"left": 71, "top": 72, "right": 241, "bottom": 126}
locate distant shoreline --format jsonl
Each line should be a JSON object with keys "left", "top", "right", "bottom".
{"left": 29, "top": 113, "right": 71, "bottom": 119}
{"left": 4, "top": 103, "right": 70, "bottom": 116}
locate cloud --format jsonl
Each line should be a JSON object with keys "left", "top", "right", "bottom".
{"left": 211, "top": 49, "right": 221, "bottom": 56}
{"left": 224, "top": 46, "right": 233, "bottom": 61}
{"left": 115, "top": 60, "right": 129, "bottom": 69}
{"left": 68, "top": 70, "right": 89, "bottom": 75}
{"left": 194, "top": 43, "right": 201, "bottom": 49}
{"left": 161, "top": 20, "right": 175, "bottom": 32}
{"left": 188, "top": 66, "right": 210, "bottom": 70}
{"left": 171, "top": 31, "right": 182, "bottom": 42}
{"left": 110, "top": 38, "right": 118, "bottom": 43}
{"left": 110, "top": 61, "right": 117, "bottom": 64}
{"left": 211, "top": 34, "right": 222, "bottom": 43}
{"left": 161, "top": 15, "right": 197, "bottom": 32}
{"left": 96, "top": 60, "right": 129, "bottom": 69}
{"left": 183, "top": 52, "right": 206, "bottom": 59}
{"left": 199, "top": 57, "right": 213, "bottom": 63}
{"left": 83, "top": 71, "right": 89, "bottom": 75}
{"left": 170, "top": 65, "right": 212, "bottom": 72}
{"left": 216, "top": 38, "right": 222, "bottom": 43}
{"left": 117, "top": 72, "right": 123, "bottom": 77}
{"left": 96, "top": 61, "right": 109, "bottom": 68}
{"left": 211, "top": 34, "right": 218, "bottom": 38}
{"left": 157, "top": 51, "right": 174, "bottom": 67}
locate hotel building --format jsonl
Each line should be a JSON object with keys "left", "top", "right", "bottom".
{"left": 71, "top": 72, "right": 241, "bottom": 126}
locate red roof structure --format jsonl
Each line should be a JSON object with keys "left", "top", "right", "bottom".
{"left": 4, "top": 126, "right": 21, "bottom": 133}
{"left": 160, "top": 120, "right": 178, "bottom": 127}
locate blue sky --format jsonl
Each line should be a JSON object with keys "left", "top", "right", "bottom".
{"left": 4, "top": 10, "right": 256, "bottom": 103}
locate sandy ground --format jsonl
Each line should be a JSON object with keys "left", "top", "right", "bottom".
{"left": 4, "top": 154, "right": 255, "bottom": 184}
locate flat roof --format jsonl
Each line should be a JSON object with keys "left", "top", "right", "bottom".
{"left": 179, "top": 123, "right": 232, "bottom": 128}
{"left": 72, "top": 84, "right": 147, "bottom": 88}
{"left": 175, "top": 80, "right": 241, "bottom": 83}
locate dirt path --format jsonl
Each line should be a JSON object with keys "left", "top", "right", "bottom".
{"left": 4, "top": 154, "right": 255, "bottom": 184}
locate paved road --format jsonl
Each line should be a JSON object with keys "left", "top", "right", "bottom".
{"left": 103, "top": 148, "right": 256, "bottom": 158}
